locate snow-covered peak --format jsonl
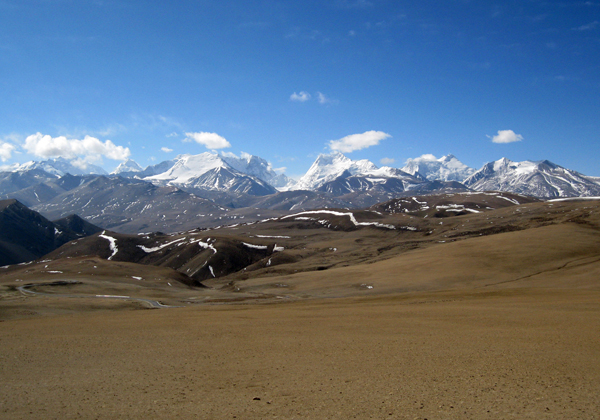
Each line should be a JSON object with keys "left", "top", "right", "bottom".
{"left": 111, "top": 159, "right": 143, "bottom": 175}
{"left": 145, "top": 153, "right": 227, "bottom": 184}
{"left": 293, "top": 152, "right": 381, "bottom": 190}
{"left": 221, "top": 152, "right": 278, "bottom": 183}
{"left": 401, "top": 154, "right": 474, "bottom": 182}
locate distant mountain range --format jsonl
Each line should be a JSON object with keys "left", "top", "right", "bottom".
{"left": 1, "top": 152, "right": 599, "bottom": 234}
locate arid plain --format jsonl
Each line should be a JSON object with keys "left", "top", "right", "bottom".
{"left": 1, "top": 196, "right": 599, "bottom": 419}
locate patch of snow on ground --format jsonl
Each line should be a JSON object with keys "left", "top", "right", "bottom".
{"left": 209, "top": 266, "right": 215, "bottom": 277}
{"left": 496, "top": 195, "right": 520, "bottom": 205}
{"left": 137, "top": 238, "right": 186, "bottom": 253}
{"left": 274, "top": 244, "right": 284, "bottom": 252}
{"left": 283, "top": 210, "right": 395, "bottom": 229}
{"left": 243, "top": 242, "right": 269, "bottom": 250}
{"left": 548, "top": 197, "right": 600, "bottom": 202}
{"left": 255, "top": 235, "right": 291, "bottom": 238}
{"left": 196, "top": 240, "right": 217, "bottom": 254}
{"left": 99, "top": 231, "right": 118, "bottom": 260}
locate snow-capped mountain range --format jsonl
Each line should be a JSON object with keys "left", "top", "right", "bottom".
{"left": 401, "top": 154, "right": 475, "bottom": 182}
{"left": 9, "top": 157, "right": 108, "bottom": 176}
{"left": 463, "top": 158, "right": 600, "bottom": 198}
{"left": 2, "top": 152, "right": 600, "bottom": 199}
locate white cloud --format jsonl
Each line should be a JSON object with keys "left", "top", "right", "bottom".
{"left": 328, "top": 130, "right": 391, "bottom": 153}
{"left": 0, "top": 141, "right": 15, "bottom": 161}
{"left": 167, "top": 132, "right": 178, "bottom": 138}
{"left": 161, "top": 147, "right": 173, "bottom": 153}
{"left": 290, "top": 91, "right": 311, "bottom": 102}
{"left": 413, "top": 154, "right": 438, "bottom": 162}
{"left": 490, "top": 130, "right": 523, "bottom": 144}
{"left": 380, "top": 157, "right": 395, "bottom": 165}
{"left": 23, "top": 132, "right": 130, "bottom": 162}
{"left": 184, "top": 132, "right": 231, "bottom": 149}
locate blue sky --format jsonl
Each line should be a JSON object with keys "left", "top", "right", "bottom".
{"left": 1, "top": 0, "right": 599, "bottom": 177}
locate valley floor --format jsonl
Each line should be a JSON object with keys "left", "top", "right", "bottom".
{"left": 1, "top": 287, "right": 599, "bottom": 419}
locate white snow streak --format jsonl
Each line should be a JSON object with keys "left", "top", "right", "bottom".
{"left": 548, "top": 197, "right": 600, "bottom": 202}
{"left": 196, "top": 240, "right": 217, "bottom": 254}
{"left": 243, "top": 242, "right": 268, "bottom": 250}
{"left": 496, "top": 195, "right": 520, "bottom": 205}
{"left": 282, "top": 210, "right": 396, "bottom": 229}
{"left": 99, "top": 231, "right": 118, "bottom": 260}
{"left": 137, "top": 238, "right": 186, "bottom": 253}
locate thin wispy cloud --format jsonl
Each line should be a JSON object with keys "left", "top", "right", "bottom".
{"left": 328, "top": 130, "right": 391, "bottom": 153}
{"left": 184, "top": 132, "right": 231, "bottom": 149}
{"left": 489, "top": 130, "right": 523, "bottom": 144}
{"left": 573, "top": 20, "right": 599, "bottom": 30}
{"left": 291, "top": 91, "right": 338, "bottom": 105}
{"left": 161, "top": 147, "right": 173, "bottom": 153}
{"left": 290, "top": 91, "right": 311, "bottom": 102}
{"left": 380, "top": 157, "right": 395, "bottom": 165}
{"left": 317, "top": 92, "right": 339, "bottom": 105}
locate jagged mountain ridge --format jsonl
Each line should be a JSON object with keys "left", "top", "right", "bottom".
{"left": 3, "top": 151, "right": 598, "bottom": 200}
{"left": 141, "top": 153, "right": 278, "bottom": 196}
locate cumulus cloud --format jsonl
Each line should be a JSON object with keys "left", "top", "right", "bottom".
{"left": 161, "top": 147, "right": 173, "bottom": 153}
{"left": 490, "top": 130, "right": 523, "bottom": 144}
{"left": 0, "top": 141, "right": 15, "bottom": 161}
{"left": 328, "top": 130, "right": 391, "bottom": 153}
{"left": 23, "top": 133, "right": 130, "bottom": 162}
{"left": 411, "top": 154, "right": 437, "bottom": 162}
{"left": 184, "top": 132, "right": 231, "bottom": 149}
{"left": 380, "top": 157, "right": 395, "bottom": 165}
{"left": 290, "top": 91, "right": 311, "bottom": 102}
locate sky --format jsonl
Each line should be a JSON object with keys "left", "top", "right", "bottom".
{"left": 1, "top": 0, "right": 599, "bottom": 178}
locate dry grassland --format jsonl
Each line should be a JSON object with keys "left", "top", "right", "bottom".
{"left": 1, "top": 288, "right": 599, "bottom": 419}
{"left": 1, "top": 200, "right": 600, "bottom": 419}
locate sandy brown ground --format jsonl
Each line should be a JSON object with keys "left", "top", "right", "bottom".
{"left": 1, "top": 287, "right": 599, "bottom": 419}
